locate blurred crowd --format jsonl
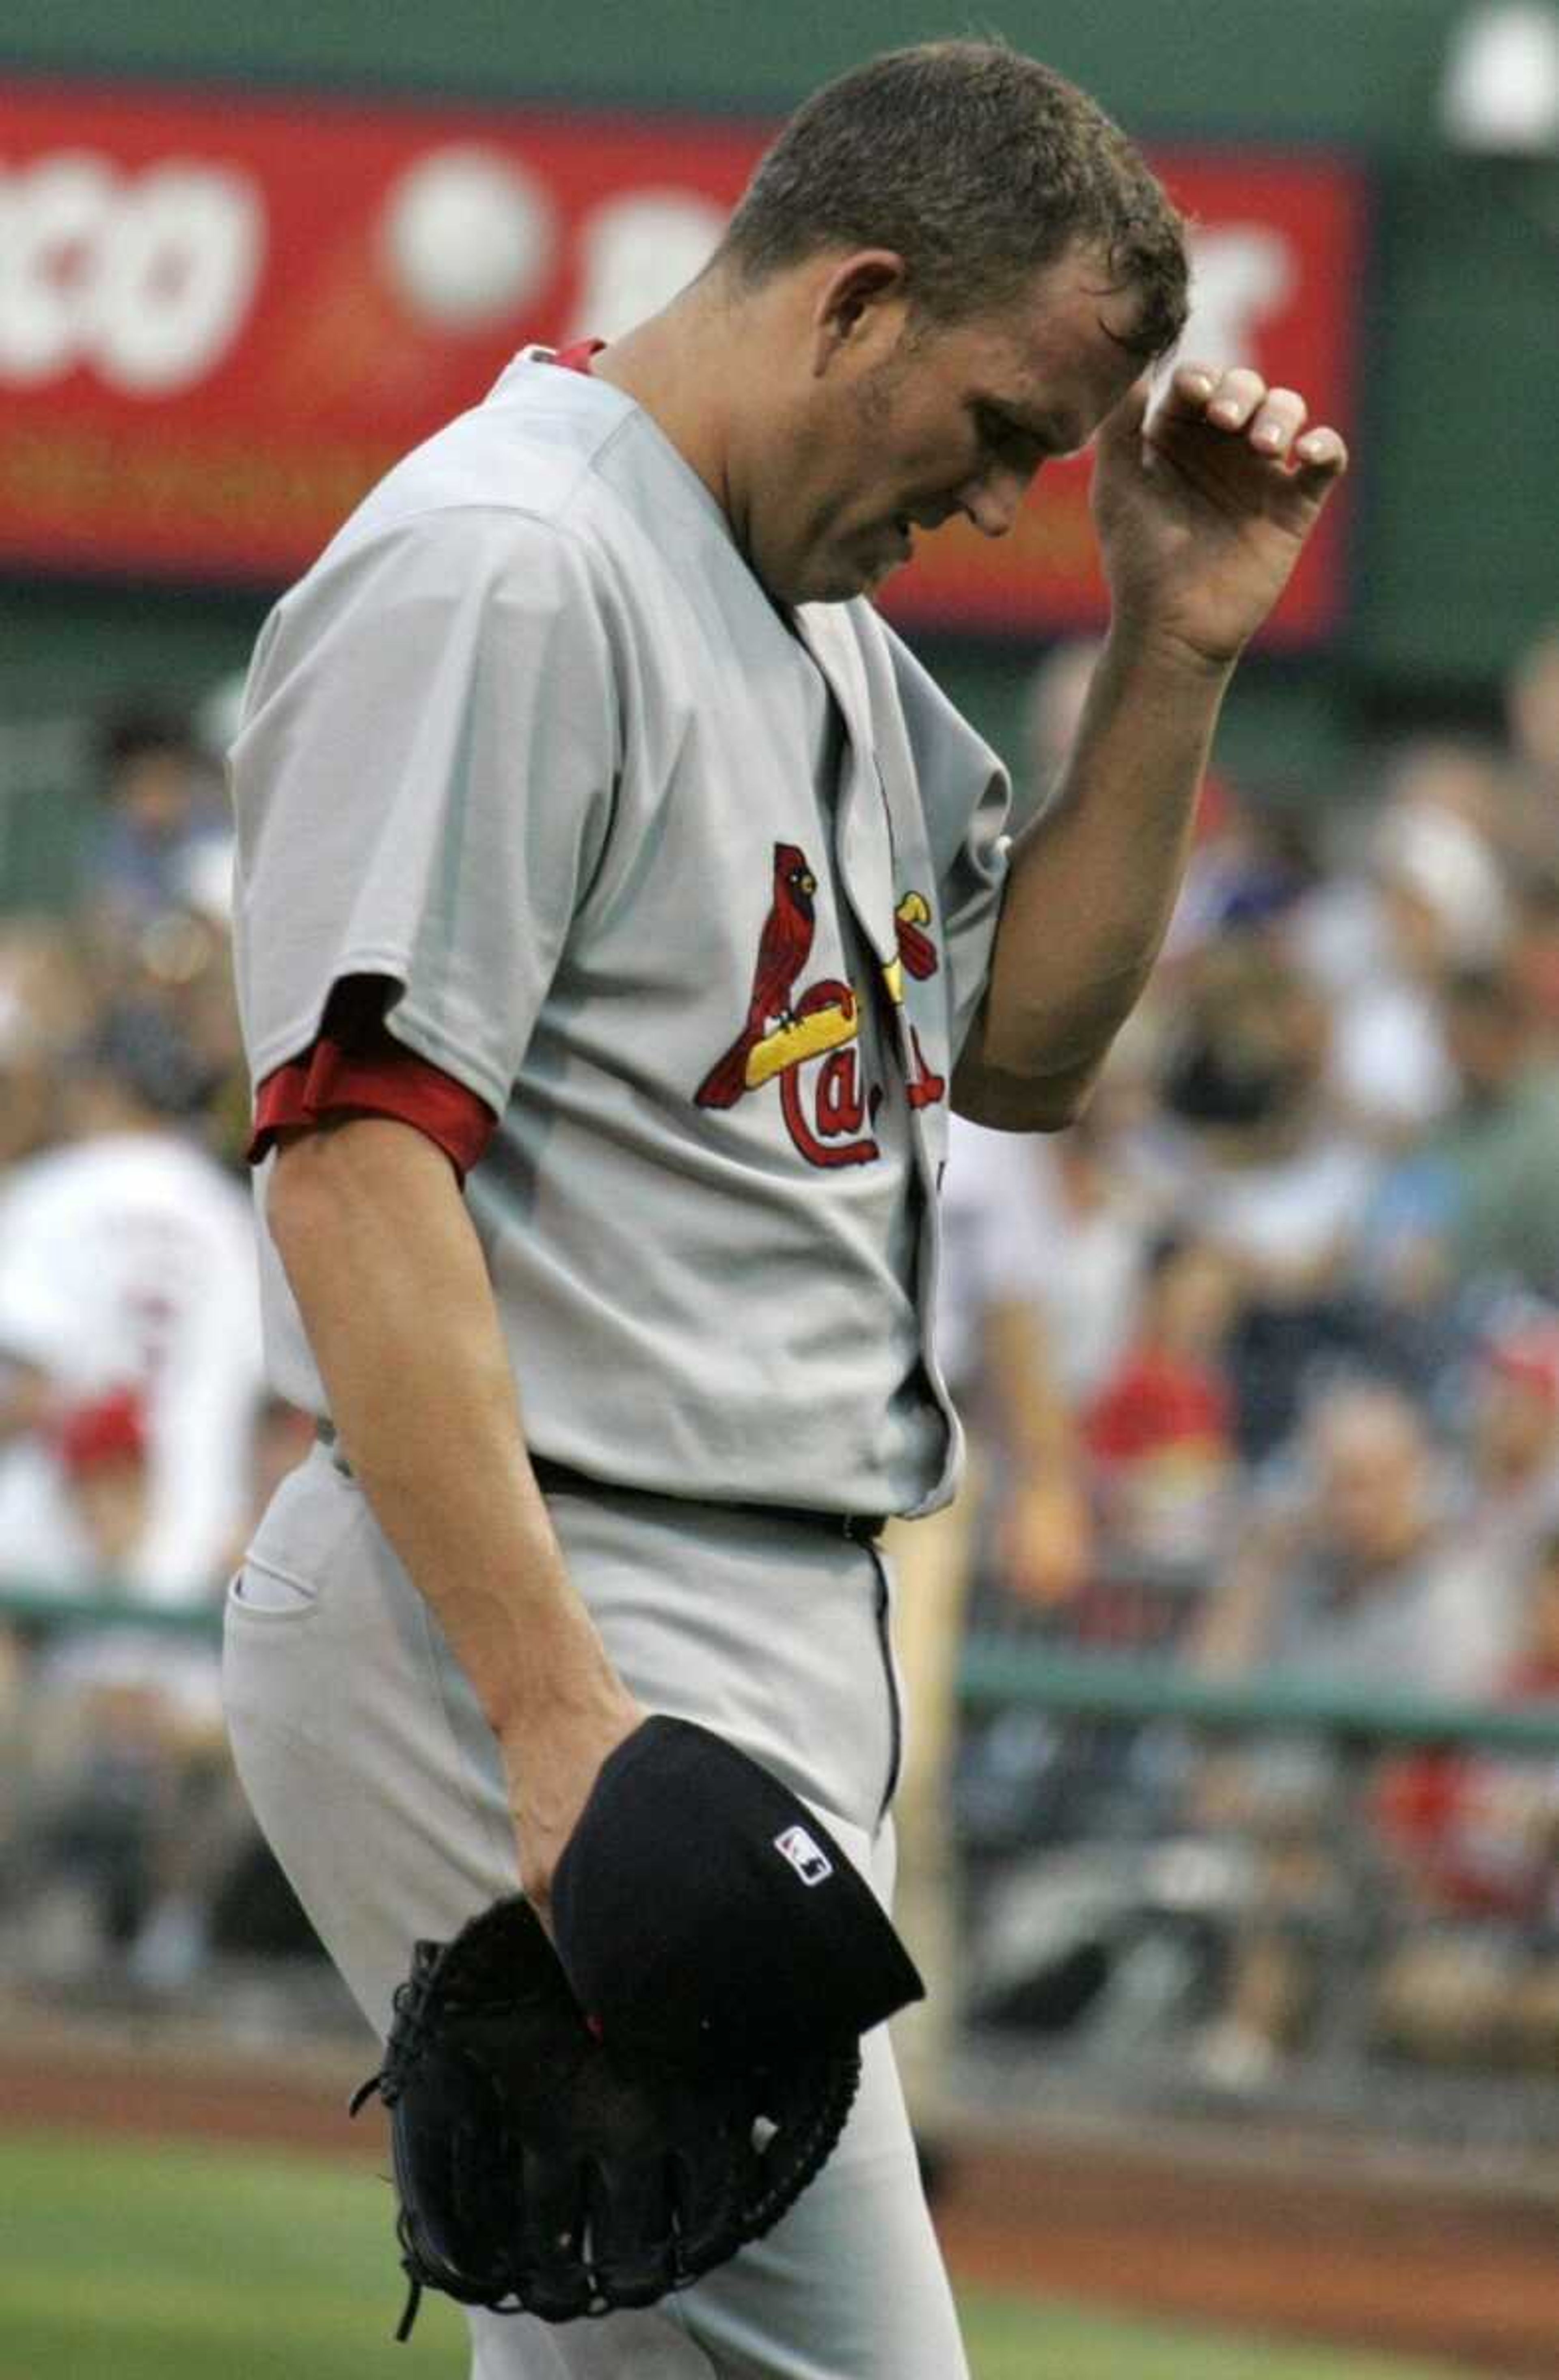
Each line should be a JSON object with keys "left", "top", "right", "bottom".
{"left": 948, "top": 615, "right": 1559, "bottom": 1681}
{"left": 908, "top": 614, "right": 1559, "bottom": 2105}
{"left": 0, "top": 693, "right": 313, "bottom": 2004}
{"left": 2, "top": 622, "right": 1558, "bottom": 2096}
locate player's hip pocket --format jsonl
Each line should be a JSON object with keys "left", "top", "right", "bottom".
{"left": 227, "top": 1554, "right": 320, "bottom": 1618}
{"left": 228, "top": 1437, "right": 362, "bottom": 1624}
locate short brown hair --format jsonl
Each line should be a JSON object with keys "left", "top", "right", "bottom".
{"left": 717, "top": 40, "right": 1188, "bottom": 360}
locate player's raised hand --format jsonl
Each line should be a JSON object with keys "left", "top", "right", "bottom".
{"left": 1090, "top": 360, "right": 1348, "bottom": 671}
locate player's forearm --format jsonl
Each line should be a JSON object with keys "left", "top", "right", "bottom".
{"left": 956, "top": 628, "right": 1231, "bottom": 1130}
{"left": 266, "top": 1116, "right": 618, "bottom": 1738}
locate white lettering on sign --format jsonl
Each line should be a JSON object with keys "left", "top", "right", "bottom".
{"left": 0, "top": 153, "right": 264, "bottom": 394}
{"left": 566, "top": 188, "right": 729, "bottom": 344}
{"left": 380, "top": 145, "right": 556, "bottom": 329}
{"left": 0, "top": 151, "right": 114, "bottom": 383}
{"left": 1183, "top": 227, "right": 1296, "bottom": 372}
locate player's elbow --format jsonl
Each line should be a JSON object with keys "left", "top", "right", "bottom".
{"left": 951, "top": 1052, "right": 1103, "bottom": 1133}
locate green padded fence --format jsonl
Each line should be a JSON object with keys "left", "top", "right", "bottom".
{"left": 7, "top": 1582, "right": 1559, "bottom": 1756}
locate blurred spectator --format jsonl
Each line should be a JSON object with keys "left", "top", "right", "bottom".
{"left": 1188, "top": 1382, "right": 1491, "bottom": 2084}
{"left": 1015, "top": 637, "right": 1101, "bottom": 830}
{"left": 890, "top": 1112, "right": 1092, "bottom": 2162}
{"left": 9, "top": 1606, "right": 238, "bottom": 1999}
{"left": 124, "top": 890, "right": 250, "bottom": 1167}
{"left": 1281, "top": 742, "right": 1514, "bottom": 1148}
{"left": 933, "top": 1123, "right": 1095, "bottom": 1612}
{"left": 0, "top": 987, "right": 58, "bottom": 1178}
{"left": 86, "top": 702, "right": 229, "bottom": 940}
{"left": 53, "top": 1387, "right": 151, "bottom": 1581}
{"left": 1160, "top": 790, "right": 1314, "bottom": 965}
{"left": 1384, "top": 735, "right": 1513, "bottom": 846}
{"left": 0, "top": 1382, "right": 315, "bottom": 2004}
{"left": 1195, "top": 1381, "right": 1477, "bottom": 1694}
{"left": 1366, "top": 964, "right": 1559, "bottom": 1312}
{"left": 1496, "top": 620, "right": 1559, "bottom": 879}
{"left": 1419, "top": 1303, "right": 1559, "bottom": 1695}
{"left": 0, "top": 1001, "right": 264, "bottom": 1603}
{"left": 67, "top": 701, "right": 248, "bottom": 1161}
{"left": 1153, "top": 941, "right": 1366, "bottom": 1283}
{"left": 1338, "top": 798, "right": 1506, "bottom": 1145}
{"left": 1010, "top": 1032, "right": 1172, "bottom": 1410}
{"left": 1143, "top": 935, "right": 1383, "bottom": 1456}
{"left": 1083, "top": 1230, "right": 1239, "bottom": 1626}
{"left": 1288, "top": 739, "right": 1507, "bottom": 984}
{"left": 1014, "top": 635, "right": 1266, "bottom": 961}
{"left": 0, "top": 919, "right": 95, "bottom": 1169}
{"left": 1507, "top": 861, "right": 1559, "bottom": 1050}
{"left": 1372, "top": 1525, "right": 1559, "bottom": 2070}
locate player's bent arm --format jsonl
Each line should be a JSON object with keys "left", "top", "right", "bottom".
{"left": 953, "top": 626, "right": 1228, "bottom": 1133}
{"left": 952, "top": 1038, "right": 1107, "bottom": 1132}
{"left": 266, "top": 1115, "right": 641, "bottom": 1907}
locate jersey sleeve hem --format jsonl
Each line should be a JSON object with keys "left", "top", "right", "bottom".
{"left": 250, "top": 1042, "right": 495, "bottom": 1179}
{"left": 246, "top": 949, "right": 516, "bottom": 1119}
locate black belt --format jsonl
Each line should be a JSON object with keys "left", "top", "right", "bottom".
{"left": 315, "top": 1424, "right": 887, "bottom": 1546}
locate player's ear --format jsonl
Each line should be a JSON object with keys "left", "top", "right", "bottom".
{"left": 810, "top": 250, "right": 909, "bottom": 377}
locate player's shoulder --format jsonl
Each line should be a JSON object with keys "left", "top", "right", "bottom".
{"left": 294, "top": 351, "right": 638, "bottom": 604}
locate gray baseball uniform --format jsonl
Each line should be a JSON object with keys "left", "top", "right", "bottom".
{"left": 225, "top": 347, "right": 1012, "bottom": 2378}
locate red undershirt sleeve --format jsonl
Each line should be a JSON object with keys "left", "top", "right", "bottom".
{"left": 249, "top": 975, "right": 498, "bottom": 1182}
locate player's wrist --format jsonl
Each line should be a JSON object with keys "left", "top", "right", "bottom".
{"left": 481, "top": 1606, "right": 637, "bottom": 1741}
{"left": 1100, "top": 608, "right": 1242, "bottom": 688}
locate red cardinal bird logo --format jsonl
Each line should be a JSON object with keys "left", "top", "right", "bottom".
{"left": 695, "top": 842, "right": 818, "bottom": 1109}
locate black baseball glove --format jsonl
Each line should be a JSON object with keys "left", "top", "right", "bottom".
{"left": 350, "top": 1895, "right": 860, "bottom": 2339}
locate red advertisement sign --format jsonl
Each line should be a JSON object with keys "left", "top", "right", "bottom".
{"left": 0, "top": 80, "right": 1365, "bottom": 641}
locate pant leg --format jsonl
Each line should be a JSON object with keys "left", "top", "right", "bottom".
{"left": 665, "top": 1823, "right": 967, "bottom": 2380}
{"left": 883, "top": 1476, "right": 979, "bottom": 2130}
{"left": 222, "top": 1448, "right": 967, "bottom": 2380}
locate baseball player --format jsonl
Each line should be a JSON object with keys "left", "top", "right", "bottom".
{"left": 222, "top": 41, "right": 1346, "bottom": 2378}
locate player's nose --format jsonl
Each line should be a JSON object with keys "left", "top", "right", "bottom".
{"left": 956, "top": 467, "right": 1028, "bottom": 539}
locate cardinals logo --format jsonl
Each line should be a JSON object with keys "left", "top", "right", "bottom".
{"left": 695, "top": 843, "right": 946, "bottom": 1167}
{"left": 695, "top": 843, "right": 821, "bottom": 1111}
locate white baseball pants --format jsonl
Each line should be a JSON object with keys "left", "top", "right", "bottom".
{"left": 222, "top": 1442, "right": 969, "bottom": 2380}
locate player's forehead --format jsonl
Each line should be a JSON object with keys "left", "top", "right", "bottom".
{"left": 935, "top": 247, "right": 1147, "bottom": 446}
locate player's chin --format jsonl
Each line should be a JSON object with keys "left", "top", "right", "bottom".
{"left": 797, "top": 547, "right": 907, "bottom": 605}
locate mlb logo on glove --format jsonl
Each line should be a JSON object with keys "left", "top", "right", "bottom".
{"left": 773, "top": 1823, "right": 833, "bottom": 1887}
{"left": 552, "top": 1716, "right": 922, "bottom": 2067}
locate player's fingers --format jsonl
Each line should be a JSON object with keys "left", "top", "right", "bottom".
{"left": 1291, "top": 424, "right": 1350, "bottom": 487}
{"left": 1163, "top": 362, "right": 1266, "bottom": 429}
{"left": 1248, "top": 387, "right": 1308, "bottom": 460}
{"left": 1202, "top": 367, "right": 1269, "bottom": 432}
{"left": 1168, "top": 360, "right": 1218, "bottom": 406}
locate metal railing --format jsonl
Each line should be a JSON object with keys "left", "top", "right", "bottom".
{"left": 6, "top": 1582, "right": 1559, "bottom": 2148}
{"left": 959, "top": 1634, "right": 1559, "bottom": 1753}
{"left": 7, "top": 1586, "right": 1558, "bottom": 1752}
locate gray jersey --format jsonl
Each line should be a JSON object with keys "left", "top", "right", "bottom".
{"left": 230, "top": 350, "right": 1012, "bottom": 1517}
